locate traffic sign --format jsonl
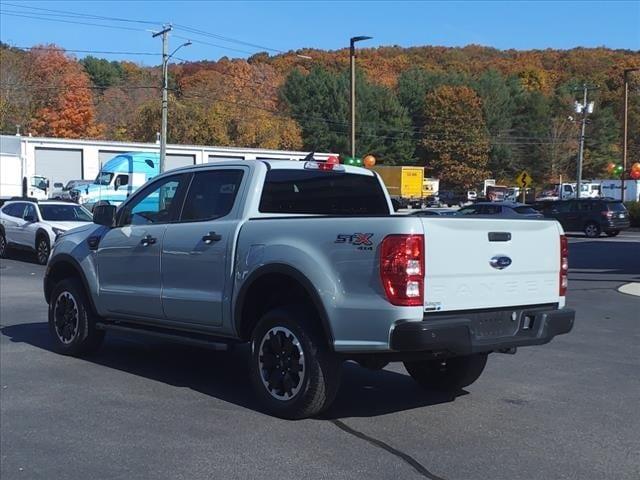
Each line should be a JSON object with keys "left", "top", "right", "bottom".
{"left": 516, "top": 171, "right": 532, "bottom": 188}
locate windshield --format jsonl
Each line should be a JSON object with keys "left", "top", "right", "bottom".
{"left": 39, "top": 204, "right": 92, "bottom": 222}
{"left": 94, "top": 172, "right": 113, "bottom": 186}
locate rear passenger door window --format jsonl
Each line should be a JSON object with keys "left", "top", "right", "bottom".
{"left": 180, "top": 170, "right": 244, "bottom": 222}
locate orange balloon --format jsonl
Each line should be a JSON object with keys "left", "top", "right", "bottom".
{"left": 363, "top": 154, "right": 376, "bottom": 168}
{"left": 631, "top": 162, "right": 640, "bottom": 172}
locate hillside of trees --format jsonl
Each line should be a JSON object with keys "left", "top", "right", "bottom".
{"left": 1, "top": 43, "right": 638, "bottom": 187}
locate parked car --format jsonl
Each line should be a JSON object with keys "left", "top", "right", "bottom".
{"left": 409, "top": 208, "right": 457, "bottom": 216}
{"left": 438, "top": 190, "right": 469, "bottom": 207}
{"left": 532, "top": 198, "right": 630, "bottom": 237}
{"left": 0, "top": 199, "right": 93, "bottom": 264}
{"left": 44, "top": 158, "right": 573, "bottom": 419}
{"left": 456, "top": 202, "right": 544, "bottom": 219}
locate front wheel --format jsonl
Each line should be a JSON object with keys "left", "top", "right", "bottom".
{"left": 404, "top": 353, "right": 488, "bottom": 393}
{"left": 249, "top": 306, "right": 341, "bottom": 419}
{"left": 0, "top": 230, "right": 7, "bottom": 258}
{"left": 48, "top": 278, "right": 105, "bottom": 356}
{"left": 605, "top": 230, "right": 620, "bottom": 237}
{"left": 36, "top": 235, "right": 50, "bottom": 265}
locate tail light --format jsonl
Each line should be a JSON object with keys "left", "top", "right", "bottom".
{"left": 601, "top": 210, "right": 613, "bottom": 218}
{"left": 559, "top": 235, "right": 568, "bottom": 296}
{"left": 380, "top": 234, "right": 424, "bottom": 306}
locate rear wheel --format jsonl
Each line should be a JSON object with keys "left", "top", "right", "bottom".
{"left": 605, "top": 230, "right": 620, "bottom": 237}
{"left": 249, "top": 306, "right": 341, "bottom": 419}
{"left": 0, "top": 230, "right": 7, "bottom": 258}
{"left": 36, "top": 235, "right": 50, "bottom": 265}
{"left": 404, "top": 353, "right": 488, "bottom": 393}
{"left": 584, "top": 222, "right": 601, "bottom": 238}
{"left": 48, "top": 278, "right": 105, "bottom": 356}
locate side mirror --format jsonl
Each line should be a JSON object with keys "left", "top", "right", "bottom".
{"left": 24, "top": 215, "right": 36, "bottom": 223}
{"left": 93, "top": 204, "right": 116, "bottom": 227}
{"left": 46, "top": 180, "right": 50, "bottom": 188}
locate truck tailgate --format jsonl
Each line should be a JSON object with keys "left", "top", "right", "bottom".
{"left": 420, "top": 218, "right": 561, "bottom": 312}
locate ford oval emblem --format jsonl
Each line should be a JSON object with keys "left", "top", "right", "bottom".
{"left": 490, "top": 255, "right": 512, "bottom": 270}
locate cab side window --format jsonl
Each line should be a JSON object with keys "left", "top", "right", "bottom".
{"left": 120, "top": 174, "right": 187, "bottom": 226}
{"left": 180, "top": 170, "right": 244, "bottom": 222}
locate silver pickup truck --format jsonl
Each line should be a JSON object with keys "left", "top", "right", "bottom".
{"left": 44, "top": 158, "right": 574, "bottom": 419}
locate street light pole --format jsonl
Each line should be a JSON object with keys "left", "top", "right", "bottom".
{"left": 153, "top": 25, "right": 172, "bottom": 173}
{"left": 574, "top": 84, "right": 596, "bottom": 199}
{"left": 152, "top": 25, "right": 191, "bottom": 173}
{"left": 349, "top": 36, "right": 372, "bottom": 160}
{"left": 622, "top": 68, "right": 639, "bottom": 202}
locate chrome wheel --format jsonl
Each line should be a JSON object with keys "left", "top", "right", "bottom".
{"left": 258, "top": 326, "right": 305, "bottom": 400}
{"left": 37, "top": 238, "right": 50, "bottom": 264}
{"left": 53, "top": 291, "right": 79, "bottom": 344}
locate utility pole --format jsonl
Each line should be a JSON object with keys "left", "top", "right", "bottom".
{"left": 622, "top": 68, "right": 639, "bottom": 201}
{"left": 153, "top": 25, "right": 172, "bottom": 173}
{"left": 349, "top": 36, "right": 372, "bottom": 160}
{"left": 574, "top": 84, "right": 597, "bottom": 199}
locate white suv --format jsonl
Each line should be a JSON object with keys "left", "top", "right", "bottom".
{"left": 0, "top": 200, "right": 93, "bottom": 264}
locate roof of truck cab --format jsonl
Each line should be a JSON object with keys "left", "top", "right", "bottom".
{"left": 168, "top": 159, "right": 376, "bottom": 176}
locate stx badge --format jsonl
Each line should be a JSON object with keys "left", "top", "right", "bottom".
{"left": 335, "top": 233, "right": 374, "bottom": 250}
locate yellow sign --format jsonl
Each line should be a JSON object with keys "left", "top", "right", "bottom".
{"left": 516, "top": 171, "right": 533, "bottom": 188}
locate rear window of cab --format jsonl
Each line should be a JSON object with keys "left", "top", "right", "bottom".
{"left": 259, "top": 169, "right": 389, "bottom": 215}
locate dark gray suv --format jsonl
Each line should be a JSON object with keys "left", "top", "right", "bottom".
{"left": 533, "top": 199, "right": 630, "bottom": 237}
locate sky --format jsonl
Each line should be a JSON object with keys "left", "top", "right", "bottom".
{"left": 0, "top": 1, "right": 638, "bottom": 65}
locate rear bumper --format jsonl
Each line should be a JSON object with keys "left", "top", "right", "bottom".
{"left": 603, "top": 219, "right": 630, "bottom": 230}
{"left": 390, "top": 305, "right": 574, "bottom": 355}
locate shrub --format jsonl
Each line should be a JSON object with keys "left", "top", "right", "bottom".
{"left": 624, "top": 202, "right": 640, "bottom": 227}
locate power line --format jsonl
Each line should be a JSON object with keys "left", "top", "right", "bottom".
{"left": 172, "top": 36, "right": 256, "bottom": 57}
{"left": 172, "top": 24, "right": 287, "bottom": 55}
{"left": 10, "top": 46, "right": 159, "bottom": 56}
{"left": 0, "top": 2, "right": 162, "bottom": 25}
{"left": 0, "top": 12, "right": 145, "bottom": 32}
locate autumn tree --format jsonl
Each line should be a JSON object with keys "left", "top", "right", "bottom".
{"left": 26, "top": 46, "right": 102, "bottom": 138}
{"left": 421, "top": 85, "right": 490, "bottom": 188}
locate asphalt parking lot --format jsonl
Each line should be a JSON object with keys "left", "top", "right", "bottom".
{"left": 1, "top": 232, "right": 639, "bottom": 480}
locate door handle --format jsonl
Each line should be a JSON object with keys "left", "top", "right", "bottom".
{"left": 202, "top": 231, "right": 222, "bottom": 244}
{"left": 140, "top": 235, "right": 157, "bottom": 246}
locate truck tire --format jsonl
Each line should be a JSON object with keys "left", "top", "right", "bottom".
{"left": 48, "top": 278, "right": 105, "bottom": 356}
{"left": 249, "top": 306, "right": 341, "bottom": 419}
{"left": 404, "top": 353, "right": 488, "bottom": 392}
{"left": 36, "top": 234, "right": 50, "bottom": 265}
{"left": 584, "top": 222, "right": 601, "bottom": 238}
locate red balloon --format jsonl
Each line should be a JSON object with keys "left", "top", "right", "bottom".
{"left": 326, "top": 155, "right": 339, "bottom": 165}
{"left": 630, "top": 169, "right": 640, "bottom": 180}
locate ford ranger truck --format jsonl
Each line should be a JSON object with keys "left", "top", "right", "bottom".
{"left": 43, "top": 158, "right": 574, "bottom": 419}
